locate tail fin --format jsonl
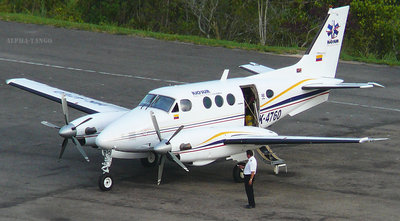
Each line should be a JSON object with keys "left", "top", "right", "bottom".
{"left": 296, "top": 6, "right": 349, "bottom": 78}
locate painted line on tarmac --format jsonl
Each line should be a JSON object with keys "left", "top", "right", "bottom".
{"left": 0, "top": 57, "right": 186, "bottom": 84}
{"left": 329, "top": 100, "right": 400, "bottom": 113}
{"left": 3, "top": 57, "right": 398, "bottom": 113}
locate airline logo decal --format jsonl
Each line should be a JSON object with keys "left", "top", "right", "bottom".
{"left": 326, "top": 21, "right": 340, "bottom": 45}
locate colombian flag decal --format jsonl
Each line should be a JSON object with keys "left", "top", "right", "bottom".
{"left": 316, "top": 55, "right": 323, "bottom": 62}
{"left": 173, "top": 114, "right": 179, "bottom": 120}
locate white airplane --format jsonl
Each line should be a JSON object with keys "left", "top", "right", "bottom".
{"left": 6, "top": 6, "right": 386, "bottom": 191}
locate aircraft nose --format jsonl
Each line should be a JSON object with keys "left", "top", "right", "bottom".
{"left": 95, "top": 132, "right": 114, "bottom": 150}
{"left": 59, "top": 124, "right": 77, "bottom": 138}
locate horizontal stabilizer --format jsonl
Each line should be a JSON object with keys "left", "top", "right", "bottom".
{"left": 239, "top": 62, "right": 275, "bottom": 74}
{"left": 302, "top": 82, "right": 384, "bottom": 90}
{"left": 6, "top": 78, "right": 128, "bottom": 114}
{"left": 224, "top": 136, "right": 387, "bottom": 145}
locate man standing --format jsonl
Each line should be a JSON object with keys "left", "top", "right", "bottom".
{"left": 242, "top": 150, "right": 257, "bottom": 208}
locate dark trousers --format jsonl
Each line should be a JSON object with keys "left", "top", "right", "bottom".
{"left": 244, "top": 175, "right": 255, "bottom": 207}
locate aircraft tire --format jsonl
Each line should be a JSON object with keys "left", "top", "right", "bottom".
{"left": 98, "top": 173, "right": 113, "bottom": 191}
{"left": 140, "top": 152, "right": 158, "bottom": 167}
{"left": 233, "top": 163, "right": 245, "bottom": 183}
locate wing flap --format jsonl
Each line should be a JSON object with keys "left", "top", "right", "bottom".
{"left": 224, "top": 135, "right": 387, "bottom": 145}
{"left": 302, "top": 82, "right": 384, "bottom": 90}
{"left": 6, "top": 78, "right": 129, "bottom": 114}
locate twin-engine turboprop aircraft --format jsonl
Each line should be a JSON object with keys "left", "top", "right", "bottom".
{"left": 7, "top": 6, "right": 386, "bottom": 191}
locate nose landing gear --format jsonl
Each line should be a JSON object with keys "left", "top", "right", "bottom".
{"left": 99, "top": 150, "right": 113, "bottom": 191}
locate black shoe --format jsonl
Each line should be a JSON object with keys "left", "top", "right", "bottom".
{"left": 245, "top": 205, "right": 254, "bottom": 209}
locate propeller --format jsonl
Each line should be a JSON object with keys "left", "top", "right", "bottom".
{"left": 150, "top": 111, "right": 188, "bottom": 185}
{"left": 41, "top": 93, "right": 90, "bottom": 162}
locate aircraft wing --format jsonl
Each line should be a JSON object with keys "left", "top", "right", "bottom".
{"left": 239, "top": 62, "right": 275, "bottom": 74}
{"left": 302, "top": 82, "right": 384, "bottom": 90}
{"left": 224, "top": 135, "right": 387, "bottom": 145}
{"left": 6, "top": 78, "right": 129, "bottom": 114}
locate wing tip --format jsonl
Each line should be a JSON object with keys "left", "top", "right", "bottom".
{"left": 6, "top": 78, "right": 23, "bottom": 84}
{"left": 368, "top": 82, "right": 385, "bottom": 88}
{"left": 359, "top": 137, "right": 389, "bottom": 143}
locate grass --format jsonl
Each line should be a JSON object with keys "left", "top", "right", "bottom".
{"left": 1, "top": 12, "right": 399, "bottom": 66}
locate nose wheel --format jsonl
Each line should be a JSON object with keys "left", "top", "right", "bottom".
{"left": 99, "top": 150, "right": 113, "bottom": 191}
{"left": 99, "top": 173, "right": 113, "bottom": 191}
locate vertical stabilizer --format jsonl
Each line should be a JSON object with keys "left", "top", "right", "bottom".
{"left": 296, "top": 6, "right": 349, "bottom": 78}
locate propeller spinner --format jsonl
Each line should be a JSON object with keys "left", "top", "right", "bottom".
{"left": 41, "top": 94, "right": 91, "bottom": 162}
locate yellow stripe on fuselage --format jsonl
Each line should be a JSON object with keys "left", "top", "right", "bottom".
{"left": 200, "top": 131, "right": 248, "bottom": 145}
{"left": 260, "top": 79, "right": 314, "bottom": 108}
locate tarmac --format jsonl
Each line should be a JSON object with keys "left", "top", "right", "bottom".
{"left": 0, "top": 20, "right": 400, "bottom": 220}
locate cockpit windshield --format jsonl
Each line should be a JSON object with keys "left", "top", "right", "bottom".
{"left": 139, "top": 94, "right": 175, "bottom": 112}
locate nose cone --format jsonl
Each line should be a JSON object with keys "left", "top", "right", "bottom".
{"left": 59, "top": 124, "right": 77, "bottom": 138}
{"left": 95, "top": 107, "right": 156, "bottom": 151}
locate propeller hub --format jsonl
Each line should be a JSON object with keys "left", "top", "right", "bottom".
{"left": 154, "top": 140, "right": 172, "bottom": 154}
{"left": 59, "top": 124, "right": 77, "bottom": 138}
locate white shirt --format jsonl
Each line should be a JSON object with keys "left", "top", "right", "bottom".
{"left": 244, "top": 156, "right": 257, "bottom": 175}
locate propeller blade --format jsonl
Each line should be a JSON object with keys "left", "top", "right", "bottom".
{"left": 166, "top": 125, "right": 184, "bottom": 145}
{"left": 41, "top": 121, "right": 61, "bottom": 129}
{"left": 72, "top": 117, "right": 93, "bottom": 130}
{"left": 59, "top": 138, "right": 68, "bottom": 160}
{"left": 167, "top": 152, "right": 189, "bottom": 172}
{"left": 61, "top": 94, "right": 69, "bottom": 124}
{"left": 150, "top": 111, "right": 162, "bottom": 141}
{"left": 157, "top": 155, "right": 166, "bottom": 185}
{"left": 71, "top": 137, "right": 90, "bottom": 162}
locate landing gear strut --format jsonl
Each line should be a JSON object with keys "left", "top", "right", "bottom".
{"left": 99, "top": 150, "right": 113, "bottom": 191}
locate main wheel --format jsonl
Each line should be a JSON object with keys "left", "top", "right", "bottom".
{"left": 98, "top": 173, "right": 113, "bottom": 191}
{"left": 140, "top": 152, "right": 158, "bottom": 167}
{"left": 233, "top": 163, "right": 245, "bottom": 183}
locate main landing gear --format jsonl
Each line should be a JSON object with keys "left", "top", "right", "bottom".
{"left": 98, "top": 150, "right": 113, "bottom": 191}
{"left": 140, "top": 151, "right": 158, "bottom": 167}
{"left": 233, "top": 162, "right": 245, "bottom": 183}
{"left": 232, "top": 146, "right": 287, "bottom": 183}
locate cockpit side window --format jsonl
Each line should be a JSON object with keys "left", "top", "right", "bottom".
{"left": 180, "top": 99, "right": 192, "bottom": 112}
{"left": 172, "top": 103, "right": 179, "bottom": 113}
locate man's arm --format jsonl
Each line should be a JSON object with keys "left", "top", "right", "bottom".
{"left": 249, "top": 171, "right": 255, "bottom": 185}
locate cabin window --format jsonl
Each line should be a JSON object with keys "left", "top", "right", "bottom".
{"left": 227, "top": 93, "right": 235, "bottom": 105}
{"left": 180, "top": 99, "right": 192, "bottom": 112}
{"left": 215, "top": 95, "right": 223, "bottom": 107}
{"left": 266, "top": 89, "right": 274, "bottom": 98}
{"left": 203, "top": 97, "right": 212, "bottom": 109}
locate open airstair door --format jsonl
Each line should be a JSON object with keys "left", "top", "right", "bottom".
{"left": 241, "top": 85, "right": 259, "bottom": 127}
{"left": 256, "top": 146, "right": 287, "bottom": 175}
